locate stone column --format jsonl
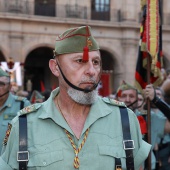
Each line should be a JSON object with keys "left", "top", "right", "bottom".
{"left": 121, "top": 34, "right": 138, "bottom": 85}
{"left": 122, "top": 0, "right": 138, "bottom": 21}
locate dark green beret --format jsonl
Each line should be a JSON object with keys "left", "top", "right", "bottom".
{"left": 0, "top": 68, "right": 10, "bottom": 77}
{"left": 54, "top": 26, "right": 99, "bottom": 56}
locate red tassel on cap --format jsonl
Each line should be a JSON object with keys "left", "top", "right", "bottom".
{"left": 83, "top": 46, "right": 89, "bottom": 62}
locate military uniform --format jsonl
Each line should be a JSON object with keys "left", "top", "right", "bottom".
{"left": 0, "top": 88, "right": 151, "bottom": 170}
{"left": 136, "top": 109, "right": 166, "bottom": 169}
{"left": 155, "top": 111, "right": 170, "bottom": 170}
{"left": 0, "top": 93, "right": 31, "bottom": 152}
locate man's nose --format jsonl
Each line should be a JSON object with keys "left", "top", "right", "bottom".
{"left": 84, "top": 61, "right": 96, "bottom": 76}
{"left": 125, "top": 96, "right": 130, "bottom": 102}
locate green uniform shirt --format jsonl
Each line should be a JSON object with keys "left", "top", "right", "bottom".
{"left": 135, "top": 109, "right": 166, "bottom": 169}
{"left": 0, "top": 93, "right": 31, "bottom": 152}
{"left": 0, "top": 88, "right": 151, "bottom": 170}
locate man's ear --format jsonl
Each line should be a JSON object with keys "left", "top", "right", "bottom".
{"left": 49, "top": 59, "right": 59, "bottom": 77}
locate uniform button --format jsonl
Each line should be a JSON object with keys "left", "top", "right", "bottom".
{"left": 43, "top": 161, "right": 47, "bottom": 166}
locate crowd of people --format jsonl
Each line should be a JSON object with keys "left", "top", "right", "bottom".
{"left": 0, "top": 25, "right": 169, "bottom": 170}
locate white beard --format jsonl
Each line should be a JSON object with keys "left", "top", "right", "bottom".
{"left": 67, "top": 87, "right": 99, "bottom": 105}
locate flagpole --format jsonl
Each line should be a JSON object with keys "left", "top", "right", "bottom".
{"left": 146, "top": 54, "right": 151, "bottom": 170}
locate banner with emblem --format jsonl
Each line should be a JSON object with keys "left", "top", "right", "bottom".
{"left": 135, "top": 0, "right": 163, "bottom": 93}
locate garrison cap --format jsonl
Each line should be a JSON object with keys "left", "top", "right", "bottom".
{"left": 116, "top": 80, "right": 137, "bottom": 97}
{"left": 53, "top": 26, "right": 100, "bottom": 62}
{"left": 0, "top": 67, "right": 10, "bottom": 77}
{"left": 30, "top": 90, "right": 45, "bottom": 103}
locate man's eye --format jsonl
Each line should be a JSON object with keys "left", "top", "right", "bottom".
{"left": 76, "top": 59, "right": 83, "bottom": 63}
{"left": 93, "top": 60, "right": 100, "bottom": 65}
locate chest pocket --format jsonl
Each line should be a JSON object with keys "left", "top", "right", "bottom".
{"left": 27, "top": 150, "right": 64, "bottom": 169}
{"left": 98, "top": 145, "right": 126, "bottom": 169}
{"left": 99, "top": 145, "right": 126, "bottom": 158}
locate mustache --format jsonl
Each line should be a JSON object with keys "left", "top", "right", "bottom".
{"left": 80, "top": 77, "right": 97, "bottom": 84}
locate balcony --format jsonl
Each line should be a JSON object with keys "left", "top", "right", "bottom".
{"left": 0, "top": 0, "right": 149, "bottom": 23}
{"left": 0, "top": 0, "right": 88, "bottom": 19}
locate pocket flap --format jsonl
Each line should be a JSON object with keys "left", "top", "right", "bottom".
{"left": 99, "top": 145, "right": 126, "bottom": 158}
{"left": 28, "top": 150, "right": 63, "bottom": 167}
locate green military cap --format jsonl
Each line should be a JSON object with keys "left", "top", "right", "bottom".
{"left": 0, "top": 67, "right": 9, "bottom": 77}
{"left": 116, "top": 80, "right": 137, "bottom": 97}
{"left": 30, "top": 90, "right": 45, "bottom": 103}
{"left": 53, "top": 25, "right": 100, "bottom": 61}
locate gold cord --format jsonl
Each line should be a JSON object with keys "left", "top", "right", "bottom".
{"left": 56, "top": 97, "right": 90, "bottom": 169}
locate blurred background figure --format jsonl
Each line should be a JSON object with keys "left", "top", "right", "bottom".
{"left": 116, "top": 80, "right": 138, "bottom": 112}
{"left": 41, "top": 89, "right": 51, "bottom": 101}
{"left": 0, "top": 68, "right": 31, "bottom": 153}
{"left": 10, "top": 82, "right": 19, "bottom": 95}
{"left": 30, "top": 90, "right": 45, "bottom": 104}
{"left": 137, "top": 91, "right": 145, "bottom": 112}
{"left": 16, "top": 90, "right": 29, "bottom": 99}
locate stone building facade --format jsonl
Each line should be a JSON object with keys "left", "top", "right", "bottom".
{"left": 0, "top": 0, "right": 170, "bottom": 95}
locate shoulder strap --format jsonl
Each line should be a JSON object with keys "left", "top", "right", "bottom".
{"left": 17, "top": 115, "right": 29, "bottom": 170}
{"left": 119, "top": 107, "right": 134, "bottom": 170}
{"left": 20, "top": 100, "right": 24, "bottom": 110}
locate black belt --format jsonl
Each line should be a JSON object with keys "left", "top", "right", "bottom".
{"left": 119, "top": 107, "right": 135, "bottom": 170}
{"left": 18, "top": 115, "right": 29, "bottom": 170}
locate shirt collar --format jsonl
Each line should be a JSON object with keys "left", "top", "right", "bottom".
{"left": 39, "top": 88, "right": 112, "bottom": 136}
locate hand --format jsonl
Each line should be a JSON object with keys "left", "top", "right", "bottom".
{"left": 144, "top": 84, "right": 155, "bottom": 101}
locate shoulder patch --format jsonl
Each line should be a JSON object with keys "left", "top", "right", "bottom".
{"left": 19, "top": 104, "right": 42, "bottom": 115}
{"left": 3, "top": 123, "right": 12, "bottom": 146}
{"left": 102, "top": 97, "right": 126, "bottom": 107}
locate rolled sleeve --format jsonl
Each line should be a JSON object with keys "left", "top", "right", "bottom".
{"left": 0, "top": 157, "right": 13, "bottom": 170}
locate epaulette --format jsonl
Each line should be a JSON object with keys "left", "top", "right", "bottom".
{"left": 102, "top": 97, "right": 126, "bottom": 107}
{"left": 15, "top": 96, "right": 25, "bottom": 101}
{"left": 19, "top": 103, "right": 42, "bottom": 115}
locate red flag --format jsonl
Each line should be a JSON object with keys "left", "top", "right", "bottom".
{"left": 135, "top": 0, "right": 163, "bottom": 92}
{"left": 40, "top": 81, "right": 45, "bottom": 92}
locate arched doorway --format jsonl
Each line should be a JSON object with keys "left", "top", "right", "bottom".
{"left": 24, "top": 47, "right": 58, "bottom": 93}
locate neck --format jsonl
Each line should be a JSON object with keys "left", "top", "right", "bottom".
{"left": 55, "top": 94, "right": 90, "bottom": 139}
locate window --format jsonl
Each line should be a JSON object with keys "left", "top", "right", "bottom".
{"left": 34, "top": 0, "right": 55, "bottom": 17}
{"left": 91, "top": 0, "right": 110, "bottom": 21}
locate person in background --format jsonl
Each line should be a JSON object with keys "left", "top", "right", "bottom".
{"left": 137, "top": 91, "right": 145, "bottom": 112}
{"left": 144, "top": 85, "right": 170, "bottom": 170}
{"left": 116, "top": 80, "right": 138, "bottom": 112}
{"left": 10, "top": 82, "right": 19, "bottom": 95}
{"left": 16, "top": 90, "right": 29, "bottom": 99}
{"left": 0, "top": 26, "right": 151, "bottom": 170}
{"left": 116, "top": 81, "right": 170, "bottom": 169}
{"left": 115, "top": 81, "right": 147, "bottom": 135}
{"left": 0, "top": 68, "right": 31, "bottom": 153}
{"left": 41, "top": 89, "right": 51, "bottom": 101}
{"left": 30, "top": 90, "right": 45, "bottom": 103}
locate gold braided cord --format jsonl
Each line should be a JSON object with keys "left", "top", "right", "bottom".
{"left": 65, "top": 128, "right": 90, "bottom": 169}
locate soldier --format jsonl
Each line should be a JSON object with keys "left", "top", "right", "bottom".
{"left": 144, "top": 84, "right": 170, "bottom": 170}
{"left": 0, "top": 68, "right": 31, "bottom": 153}
{"left": 116, "top": 81, "right": 170, "bottom": 170}
{"left": 115, "top": 81, "right": 147, "bottom": 135}
{"left": 30, "top": 90, "right": 45, "bottom": 104}
{"left": 0, "top": 26, "right": 151, "bottom": 170}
